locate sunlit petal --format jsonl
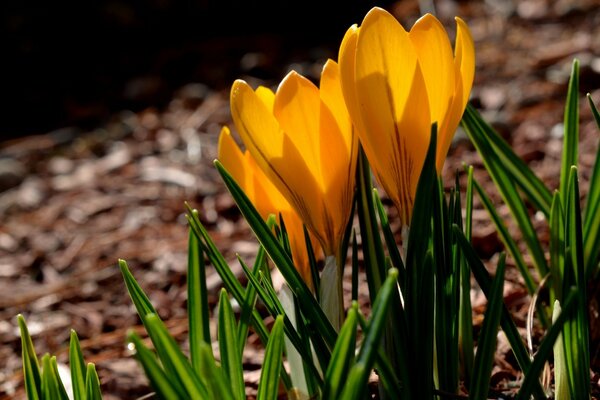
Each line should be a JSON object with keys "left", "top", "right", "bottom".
{"left": 354, "top": 7, "right": 431, "bottom": 222}
{"left": 231, "top": 79, "right": 324, "bottom": 239}
{"left": 218, "top": 126, "right": 249, "bottom": 193}
{"left": 409, "top": 13, "right": 456, "bottom": 170}
{"left": 273, "top": 71, "right": 322, "bottom": 181}
{"left": 455, "top": 17, "right": 476, "bottom": 109}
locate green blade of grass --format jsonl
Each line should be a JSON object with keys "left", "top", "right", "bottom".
{"left": 119, "top": 260, "right": 197, "bottom": 396}
{"left": 472, "top": 175, "right": 537, "bottom": 294}
{"left": 339, "top": 268, "right": 399, "bottom": 400}
{"left": 462, "top": 104, "right": 552, "bottom": 216}
{"left": 185, "top": 206, "right": 272, "bottom": 348}
{"left": 351, "top": 230, "right": 359, "bottom": 302}
{"left": 84, "top": 364, "right": 103, "bottom": 400}
{"left": 145, "top": 313, "right": 208, "bottom": 398}
{"left": 257, "top": 315, "right": 285, "bottom": 400}
{"left": 237, "top": 256, "right": 317, "bottom": 387}
{"left": 237, "top": 246, "right": 266, "bottom": 352}
{"left": 583, "top": 93, "right": 600, "bottom": 277}
{"left": 198, "top": 342, "right": 236, "bottom": 400}
{"left": 404, "top": 126, "right": 438, "bottom": 400}
{"left": 462, "top": 107, "right": 550, "bottom": 283}
{"left": 355, "top": 307, "right": 404, "bottom": 397}
{"left": 215, "top": 160, "right": 337, "bottom": 350}
{"left": 469, "top": 253, "right": 506, "bottom": 400}
{"left": 69, "top": 330, "right": 87, "bottom": 400}
{"left": 559, "top": 59, "right": 580, "bottom": 207}
{"left": 563, "top": 166, "right": 591, "bottom": 399}
{"left": 187, "top": 228, "right": 212, "bottom": 374}
{"left": 41, "top": 355, "right": 69, "bottom": 400}
{"left": 17, "top": 315, "right": 41, "bottom": 400}
{"left": 433, "top": 177, "right": 459, "bottom": 394}
{"left": 454, "top": 225, "right": 547, "bottom": 398}
{"left": 355, "top": 146, "right": 386, "bottom": 300}
{"left": 218, "top": 288, "right": 246, "bottom": 400}
{"left": 459, "top": 166, "right": 474, "bottom": 387}
{"left": 373, "top": 189, "right": 405, "bottom": 280}
{"left": 128, "top": 331, "right": 184, "bottom": 400}
{"left": 549, "top": 191, "right": 565, "bottom": 303}
{"left": 322, "top": 304, "right": 358, "bottom": 400}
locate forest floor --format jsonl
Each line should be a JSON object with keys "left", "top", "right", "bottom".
{"left": 1, "top": 1, "right": 600, "bottom": 398}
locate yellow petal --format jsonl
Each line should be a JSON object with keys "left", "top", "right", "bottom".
{"left": 256, "top": 86, "right": 276, "bottom": 111}
{"left": 454, "top": 17, "right": 475, "bottom": 109}
{"left": 273, "top": 71, "right": 322, "bottom": 181}
{"left": 409, "top": 14, "right": 456, "bottom": 169}
{"left": 435, "top": 16, "right": 476, "bottom": 171}
{"left": 218, "top": 126, "right": 253, "bottom": 198}
{"left": 231, "top": 79, "right": 326, "bottom": 248}
{"left": 354, "top": 7, "right": 431, "bottom": 223}
{"left": 339, "top": 25, "right": 367, "bottom": 137}
{"left": 319, "top": 59, "right": 357, "bottom": 242}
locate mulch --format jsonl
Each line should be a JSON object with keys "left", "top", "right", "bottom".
{"left": 1, "top": 1, "right": 600, "bottom": 398}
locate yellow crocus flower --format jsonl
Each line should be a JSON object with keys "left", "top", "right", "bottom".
{"left": 229, "top": 59, "right": 358, "bottom": 260}
{"left": 339, "top": 7, "right": 475, "bottom": 225}
{"left": 218, "top": 126, "right": 319, "bottom": 287}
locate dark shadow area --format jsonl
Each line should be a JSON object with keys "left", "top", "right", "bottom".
{"left": 2, "top": 0, "right": 392, "bottom": 138}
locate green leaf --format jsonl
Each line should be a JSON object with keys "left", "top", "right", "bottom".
{"left": 128, "top": 331, "right": 184, "bottom": 400}
{"left": 459, "top": 167, "right": 474, "bottom": 386}
{"left": 322, "top": 305, "right": 358, "bottom": 399}
{"left": 145, "top": 313, "right": 208, "bottom": 398}
{"left": 84, "top": 363, "right": 103, "bottom": 400}
{"left": 454, "top": 226, "right": 547, "bottom": 398}
{"left": 550, "top": 191, "right": 565, "bottom": 303}
{"left": 237, "top": 256, "right": 316, "bottom": 387}
{"left": 339, "top": 269, "right": 399, "bottom": 400}
{"left": 563, "top": 166, "right": 591, "bottom": 399}
{"left": 560, "top": 59, "right": 580, "bottom": 207}
{"left": 462, "top": 106, "right": 549, "bottom": 283}
{"left": 119, "top": 259, "right": 159, "bottom": 325}
{"left": 18, "top": 314, "right": 41, "bottom": 400}
{"left": 404, "top": 125, "right": 438, "bottom": 400}
{"left": 356, "top": 146, "right": 386, "bottom": 300}
{"left": 472, "top": 175, "right": 537, "bottom": 294}
{"left": 462, "top": 104, "right": 552, "bottom": 216}
{"left": 41, "top": 355, "right": 69, "bottom": 400}
{"left": 198, "top": 342, "right": 236, "bottom": 400}
{"left": 185, "top": 206, "right": 272, "bottom": 348}
{"left": 218, "top": 289, "right": 246, "bottom": 400}
{"left": 237, "top": 247, "right": 266, "bottom": 352}
{"left": 215, "top": 160, "right": 337, "bottom": 350}
{"left": 119, "top": 260, "right": 200, "bottom": 392}
{"left": 351, "top": 230, "right": 359, "bottom": 302}
{"left": 583, "top": 93, "right": 600, "bottom": 277}
{"left": 69, "top": 330, "right": 87, "bottom": 400}
{"left": 373, "top": 189, "right": 405, "bottom": 280}
{"left": 257, "top": 315, "right": 285, "bottom": 400}
{"left": 469, "top": 253, "right": 506, "bottom": 400}
{"left": 187, "top": 228, "right": 212, "bottom": 375}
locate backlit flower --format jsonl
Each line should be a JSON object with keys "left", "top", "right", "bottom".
{"left": 218, "top": 126, "right": 319, "bottom": 286}
{"left": 339, "top": 7, "right": 475, "bottom": 224}
{"left": 229, "top": 59, "right": 358, "bottom": 259}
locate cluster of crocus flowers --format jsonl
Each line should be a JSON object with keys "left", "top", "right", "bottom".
{"left": 227, "top": 59, "right": 358, "bottom": 330}
{"left": 229, "top": 60, "right": 358, "bottom": 262}
{"left": 218, "top": 126, "right": 320, "bottom": 287}
{"left": 339, "top": 7, "right": 475, "bottom": 225}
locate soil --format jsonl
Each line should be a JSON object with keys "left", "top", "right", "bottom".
{"left": 1, "top": 1, "right": 600, "bottom": 399}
